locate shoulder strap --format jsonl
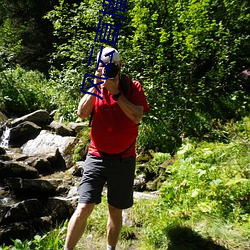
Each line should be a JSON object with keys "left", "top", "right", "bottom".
{"left": 89, "top": 108, "right": 94, "bottom": 127}
{"left": 121, "top": 75, "right": 133, "bottom": 96}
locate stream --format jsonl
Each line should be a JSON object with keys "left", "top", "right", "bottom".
{"left": 0, "top": 126, "right": 10, "bottom": 148}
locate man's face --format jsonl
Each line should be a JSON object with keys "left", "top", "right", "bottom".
{"left": 99, "top": 61, "right": 121, "bottom": 79}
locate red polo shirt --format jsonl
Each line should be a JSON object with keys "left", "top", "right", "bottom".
{"left": 88, "top": 77, "right": 150, "bottom": 158}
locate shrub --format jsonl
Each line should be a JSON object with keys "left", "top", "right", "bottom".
{"left": 0, "top": 66, "right": 55, "bottom": 116}
{"left": 160, "top": 122, "right": 250, "bottom": 221}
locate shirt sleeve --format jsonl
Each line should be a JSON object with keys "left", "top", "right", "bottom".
{"left": 129, "top": 80, "right": 150, "bottom": 112}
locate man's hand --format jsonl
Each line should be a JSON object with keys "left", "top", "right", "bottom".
{"left": 103, "top": 74, "right": 120, "bottom": 95}
{"left": 95, "top": 64, "right": 104, "bottom": 79}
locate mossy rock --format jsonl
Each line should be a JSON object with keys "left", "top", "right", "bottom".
{"left": 0, "top": 111, "right": 8, "bottom": 124}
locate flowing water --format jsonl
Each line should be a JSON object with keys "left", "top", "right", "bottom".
{"left": 0, "top": 126, "right": 10, "bottom": 148}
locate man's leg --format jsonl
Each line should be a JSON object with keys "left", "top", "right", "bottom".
{"left": 107, "top": 204, "right": 123, "bottom": 249}
{"left": 64, "top": 203, "right": 95, "bottom": 250}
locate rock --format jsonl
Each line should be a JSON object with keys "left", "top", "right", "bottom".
{"left": 9, "top": 121, "right": 41, "bottom": 147}
{"left": 66, "top": 161, "right": 84, "bottom": 177}
{"left": 67, "top": 186, "right": 78, "bottom": 198}
{"left": 0, "top": 154, "right": 11, "bottom": 161}
{"left": 47, "top": 197, "right": 76, "bottom": 221}
{"left": 68, "top": 122, "right": 88, "bottom": 133}
{"left": 5, "top": 150, "right": 27, "bottom": 162}
{"left": 0, "top": 110, "right": 87, "bottom": 245}
{"left": 0, "top": 161, "right": 38, "bottom": 179}
{"left": 22, "top": 141, "right": 67, "bottom": 170}
{"left": 0, "top": 222, "right": 32, "bottom": 245}
{"left": 0, "top": 206, "right": 9, "bottom": 224}
{"left": 49, "top": 121, "right": 74, "bottom": 136}
{"left": 1, "top": 199, "right": 43, "bottom": 224}
{"left": 134, "top": 173, "right": 146, "bottom": 191}
{"left": 0, "top": 147, "right": 6, "bottom": 155}
{"left": 11, "top": 109, "right": 51, "bottom": 127}
{"left": 32, "top": 216, "right": 53, "bottom": 233}
{"left": 4, "top": 178, "right": 58, "bottom": 196}
{"left": 122, "top": 210, "right": 133, "bottom": 226}
{"left": 21, "top": 130, "right": 77, "bottom": 168}
{"left": 25, "top": 156, "right": 53, "bottom": 174}
{"left": 45, "top": 148, "right": 67, "bottom": 170}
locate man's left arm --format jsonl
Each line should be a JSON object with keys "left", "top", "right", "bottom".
{"left": 116, "top": 96, "right": 143, "bottom": 124}
{"left": 103, "top": 76, "right": 145, "bottom": 124}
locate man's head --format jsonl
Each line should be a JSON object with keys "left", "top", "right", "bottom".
{"left": 97, "top": 47, "right": 122, "bottom": 78}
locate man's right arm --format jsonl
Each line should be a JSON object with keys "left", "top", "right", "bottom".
{"left": 77, "top": 65, "right": 103, "bottom": 119}
{"left": 77, "top": 87, "right": 97, "bottom": 119}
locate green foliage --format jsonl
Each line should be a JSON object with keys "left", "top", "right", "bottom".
{"left": 1, "top": 0, "right": 249, "bottom": 151}
{"left": 0, "top": 221, "right": 67, "bottom": 250}
{"left": 137, "top": 119, "right": 182, "bottom": 154}
{"left": 72, "top": 127, "right": 90, "bottom": 163}
{"left": 0, "top": 0, "right": 58, "bottom": 72}
{"left": 0, "top": 18, "right": 23, "bottom": 70}
{"left": 42, "top": 0, "right": 250, "bottom": 151}
{"left": 139, "top": 118, "right": 250, "bottom": 249}
{"left": 0, "top": 66, "right": 55, "bottom": 116}
{"left": 137, "top": 151, "right": 172, "bottom": 191}
{"left": 149, "top": 152, "right": 171, "bottom": 168}
{"left": 160, "top": 118, "right": 250, "bottom": 221}
{"left": 44, "top": 0, "right": 112, "bottom": 121}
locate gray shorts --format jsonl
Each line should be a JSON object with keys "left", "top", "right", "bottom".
{"left": 77, "top": 154, "right": 136, "bottom": 209}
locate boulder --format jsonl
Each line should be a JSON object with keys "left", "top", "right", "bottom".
{"left": 47, "top": 197, "right": 76, "bottom": 221}
{"left": 0, "top": 199, "right": 43, "bottom": 224}
{"left": 68, "top": 121, "right": 88, "bottom": 133}
{"left": 134, "top": 173, "right": 146, "bottom": 191}
{"left": 11, "top": 109, "right": 51, "bottom": 127}
{"left": 0, "top": 161, "right": 38, "bottom": 179}
{"left": 0, "top": 206, "right": 9, "bottom": 224}
{"left": 66, "top": 161, "right": 84, "bottom": 177}
{"left": 45, "top": 148, "right": 67, "bottom": 170}
{"left": 0, "top": 222, "right": 32, "bottom": 245}
{"left": 25, "top": 156, "right": 53, "bottom": 174}
{"left": 4, "top": 178, "right": 59, "bottom": 196}
{"left": 21, "top": 130, "right": 77, "bottom": 168}
{"left": 32, "top": 216, "right": 53, "bottom": 233}
{"left": 0, "top": 216, "right": 53, "bottom": 245}
{"left": 9, "top": 121, "right": 41, "bottom": 147}
{"left": 49, "top": 121, "right": 74, "bottom": 136}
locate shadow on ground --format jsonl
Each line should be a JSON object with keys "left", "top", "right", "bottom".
{"left": 166, "top": 226, "right": 228, "bottom": 250}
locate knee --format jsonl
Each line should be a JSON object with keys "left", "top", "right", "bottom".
{"left": 74, "top": 203, "right": 95, "bottom": 219}
{"left": 108, "top": 205, "right": 122, "bottom": 217}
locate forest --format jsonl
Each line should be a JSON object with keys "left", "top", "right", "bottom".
{"left": 0, "top": 0, "right": 249, "bottom": 249}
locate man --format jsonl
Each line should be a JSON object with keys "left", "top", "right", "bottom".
{"left": 64, "top": 47, "right": 150, "bottom": 250}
